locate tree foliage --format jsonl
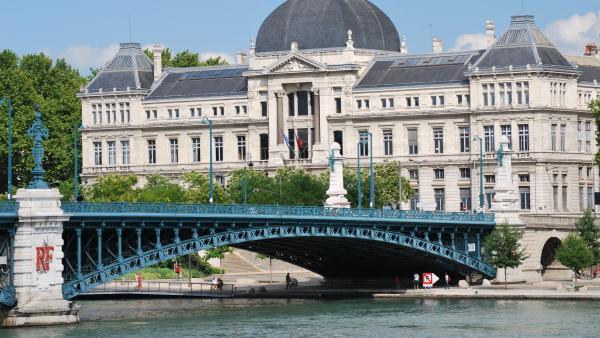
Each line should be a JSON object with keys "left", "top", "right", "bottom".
{"left": 556, "top": 234, "right": 595, "bottom": 279}
{"left": 575, "top": 209, "right": 600, "bottom": 265}
{"left": 592, "top": 98, "right": 600, "bottom": 168}
{"left": 0, "top": 50, "right": 85, "bottom": 195}
{"left": 484, "top": 223, "right": 528, "bottom": 288}
{"left": 144, "top": 48, "right": 229, "bottom": 68}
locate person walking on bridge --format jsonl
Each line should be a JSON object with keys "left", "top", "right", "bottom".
{"left": 286, "top": 273, "right": 291, "bottom": 289}
{"left": 413, "top": 273, "right": 420, "bottom": 290}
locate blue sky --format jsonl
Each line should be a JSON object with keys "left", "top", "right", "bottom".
{"left": 1, "top": 0, "right": 599, "bottom": 73}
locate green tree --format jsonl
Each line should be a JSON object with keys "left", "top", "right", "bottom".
{"left": 136, "top": 175, "right": 185, "bottom": 203}
{"left": 225, "top": 168, "right": 277, "bottom": 205}
{"left": 181, "top": 171, "right": 227, "bottom": 204}
{"left": 199, "top": 56, "right": 228, "bottom": 66}
{"left": 374, "top": 161, "right": 413, "bottom": 208}
{"left": 84, "top": 175, "right": 138, "bottom": 202}
{"left": 171, "top": 50, "right": 200, "bottom": 68}
{"left": 276, "top": 167, "right": 327, "bottom": 206}
{"left": 575, "top": 209, "right": 600, "bottom": 266}
{"left": 592, "top": 98, "right": 600, "bottom": 167}
{"left": 556, "top": 234, "right": 595, "bottom": 284}
{"left": 144, "top": 48, "right": 173, "bottom": 67}
{"left": 484, "top": 223, "right": 528, "bottom": 289}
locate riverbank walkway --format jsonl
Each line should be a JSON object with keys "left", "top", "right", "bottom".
{"left": 82, "top": 280, "right": 234, "bottom": 298}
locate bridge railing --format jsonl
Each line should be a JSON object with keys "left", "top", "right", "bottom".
{"left": 62, "top": 202, "right": 495, "bottom": 223}
{"left": 83, "top": 280, "right": 234, "bottom": 297}
{"left": 0, "top": 201, "right": 18, "bottom": 214}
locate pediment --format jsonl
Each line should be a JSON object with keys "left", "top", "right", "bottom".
{"left": 265, "top": 53, "right": 327, "bottom": 74}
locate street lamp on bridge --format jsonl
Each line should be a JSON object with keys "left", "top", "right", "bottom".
{"left": 73, "top": 124, "right": 84, "bottom": 201}
{"left": 200, "top": 117, "right": 214, "bottom": 204}
{"left": 243, "top": 153, "right": 253, "bottom": 204}
{"left": 357, "top": 132, "right": 374, "bottom": 209}
{"left": 473, "top": 135, "right": 484, "bottom": 212}
{"left": 0, "top": 99, "right": 13, "bottom": 200}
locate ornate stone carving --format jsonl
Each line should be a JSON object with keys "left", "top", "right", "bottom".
{"left": 312, "top": 87, "right": 320, "bottom": 96}
{"left": 272, "top": 58, "right": 318, "bottom": 73}
{"left": 275, "top": 90, "right": 287, "bottom": 98}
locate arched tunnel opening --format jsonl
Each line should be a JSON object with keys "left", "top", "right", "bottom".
{"left": 235, "top": 237, "right": 471, "bottom": 287}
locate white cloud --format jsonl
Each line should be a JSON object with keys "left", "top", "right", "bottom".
{"left": 545, "top": 11, "right": 600, "bottom": 55}
{"left": 200, "top": 52, "right": 234, "bottom": 64}
{"left": 449, "top": 33, "right": 488, "bottom": 52}
{"left": 45, "top": 44, "right": 120, "bottom": 71}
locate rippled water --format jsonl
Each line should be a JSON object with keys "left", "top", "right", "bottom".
{"left": 3, "top": 298, "right": 600, "bottom": 337}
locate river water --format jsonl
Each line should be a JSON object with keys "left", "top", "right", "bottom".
{"left": 3, "top": 298, "right": 600, "bottom": 337}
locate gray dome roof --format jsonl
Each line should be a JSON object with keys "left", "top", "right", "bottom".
{"left": 255, "top": 0, "right": 401, "bottom": 53}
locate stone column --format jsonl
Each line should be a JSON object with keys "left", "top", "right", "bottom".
{"left": 491, "top": 135, "right": 521, "bottom": 224}
{"left": 313, "top": 88, "right": 321, "bottom": 143}
{"left": 325, "top": 142, "right": 350, "bottom": 208}
{"left": 2, "top": 189, "right": 79, "bottom": 327}
{"left": 276, "top": 90, "right": 285, "bottom": 145}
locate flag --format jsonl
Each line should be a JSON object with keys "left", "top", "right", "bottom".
{"left": 281, "top": 129, "right": 293, "bottom": 151}
{"left": 295, "top": 131, "right": 305, "bottom": 149}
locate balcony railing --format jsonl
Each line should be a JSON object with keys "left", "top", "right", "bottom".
{"left": 62, "top": 202, "right": 495, "bottom": 224}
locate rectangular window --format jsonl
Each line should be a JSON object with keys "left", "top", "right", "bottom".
{"left": 146, "top": 110, "right": 151, "bottom": 120}
{"left": 335, "top": 98, "right": 342, "bottom": 114}
{"left": 333, "top": 130, "right": 343, "bottom": 155}
{"left": 359, "top": 132, "right": 369, "bottom": 157}
{"left": 409, "top": 169, "right": 419, "bottom": 180}
{"left": 588, "top": 187, "right": 594, "bottom": 210}
{"left": 406, "top": 97, "right": 412, "bottom": 108}
{"left": 414, "top": 97, "right": 419, "bottom": 107}
{"left": 562, "top": 186, "right": 568, "bottom": 211}
{"left": 439, "top": 96, "right": 445, "bottom": 106}
{"left": 578, "top": 121, "right": 583, "bottom": 152}
{"left": 219, "top": 107, "right": 224, "bottom": 116}
{"left": 553, "top": 186, "right": 559, "bottom": 210}
{"left": 485, "top": 188, "right": 495, "bottom": 210}
{"left": 460, "top": 168, "right": 471, "bottom": 179}
{"left": 518, "top": 124, "right": 529, "bottom": 151}
{"left": 215, "top": 136, "right": 224, "bottom": 162}
{"left": 389, "top": 98, "right": 395, "bottom": 108}
{"left": 560, "top": 124, "right": 566, "bottom": 151}
{"left": 152, "top": 110, "right": 157, "bottom": 119}
{"left": 237, "top": 135, "right": 247, "bottom": 161}
{"left": 192, "top": 137, "right": 201, "bottom": 163}
{"left": 484, "top": 125, "right": 495, "bottom": 152}
{"left": 383, "top": 130, "right": 393, "bottom": 156}
{"left": 580, "top": 187, "right": 585, "bottom": 211}
{"left": 213, "top": 107, "right": 218, "bottom": 116}
{"left": 434, "top": 169, "right": 445, "bottom": 180}
{"left": 190, "top": 108, "right": 195, "bottom": 117}
{"left": 520, "top": 187, "right": 531, "bottom": 210}
{"left": 261, "top": 101, "right": 268, "bottom": 117}
{"left": 92, "top": 104, "right": 98, "bottom": 125}
{"left": 460, "top": 188, "right": 472, "bottom": 211}
{"left": 147, "top": 140, "right": 156, "bottom": 164}
{"left": 435, "top": 188, "right": 445, "bottom": 211}
{"left": 586, "top": 121, "right": 592, "bottom": 153}
{"left": 485, "top": 175, "right": 496, "bottom": 184}
{"left": 93, "top": 142, "right": 102, "bottom": 166}
{"left": 519, "top": 174, "right": 530, "bottom": 182}
{"left": 431, "top": 96, "right": 437, "bottom": 106}
{"left": 107, "top": 141, "right": 116, "bottom": 165}
{"left": 121, "top": 141, "right": 130, "bottom": 165}
{"left": 408, "top": 128, "right": 418, "bottom": 155}
{"left": 551, "top": 124, "right": 557, "bottom": 151}
{"left": 587, "top": 166, "right": 592, "bottom": 178}
{"left": 410, "top": 189, "right": 419, "bottom": 211}
{"left": 260, "top": 134, "right": 269, "bottom": 161}
{"left": 235, "top": 106, "right": 241, "bottom": 115}
{"left": 168, "top": 109, "right": 173, "bottom": 119}
{"left": 501, "top": 125, "right": 512, "bottom": 149}
{"left": 169, "top": 139, "right": 179, "bottom": 163}
{"left": 381, "top": 98, "right": 387, "bottom": 108}
{"left": 459, "top": 127, "right": 470, "bottom": 153}
{"left": 433, "top": 127, "right": 444, "bottom": 154}
{"left": 297, "top": 128, "right": 309, "bottom": 159}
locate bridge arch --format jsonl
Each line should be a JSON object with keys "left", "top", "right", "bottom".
{"left": 62, "top": 223, "right": 495, "bottom": 299}
{"left": 540, "top": 237, "right": 562, "bottom": 276}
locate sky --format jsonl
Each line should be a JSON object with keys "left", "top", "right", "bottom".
{"left": 1, "top": 0, "right": 599, "bottom": 74}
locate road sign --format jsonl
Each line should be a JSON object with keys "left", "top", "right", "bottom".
{"left": 422, "top": 272, "right": 439, "bottom": 288}
{"left": 468, "top": 243, "right": 476, "bottom": 252}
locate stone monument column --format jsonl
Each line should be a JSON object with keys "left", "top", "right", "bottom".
{"left": 311, "top": 87, "right": 328, "bottom": 164}
{"left": 491, "top": 135, "right": 521, "bottom": 224}
{"left": 325, "top": 142, "right": 350, "bottom": 208}
{"left": 1, "top": 109, "right": 79, "bottom": 327}
{"left": 268, "top": 90, "right": 289, "bottom": 166}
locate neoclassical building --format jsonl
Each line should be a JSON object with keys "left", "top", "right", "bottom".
{"left": 79, "top": 0, "right": 600, "bottom": 215}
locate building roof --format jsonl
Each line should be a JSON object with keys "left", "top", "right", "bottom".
{"left": 567, "top": 55, "right": 600, "bottom": 84}
{"left": 145, "top": 66, "right": 248, "bottom": 100}
{"left": 86, "top": 43, "right": 154, "bottom": 93}
{"left": 355, "top": 52, "right": 483, "bottom": 89}
{"left": 255, "top": 0, "right": 400, "bottom": 53}
{"left": 472, "top": 15, "right": 575, "bottom": 71}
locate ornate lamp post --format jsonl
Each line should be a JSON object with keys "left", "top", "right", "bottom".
{"left": 27, "top": 106, "right": 49, "bottom": 189}
{"left": 200, "top": 117, "right": 214, "bottom": 204}
{"left": 0, "top": 99, "right": 13, "bottom": 199}
{"left": 243, "top": 153, "right": 253, "bottom": 204}
{"left": 73, "top": 124, "right": 84, "bottom": 200}
{"left": 473, "top": 135, "right": 484, "bottom": 212}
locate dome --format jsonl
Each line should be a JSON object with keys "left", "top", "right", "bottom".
{"left": 255, "top": 0, "right": 401, "bottom": 53}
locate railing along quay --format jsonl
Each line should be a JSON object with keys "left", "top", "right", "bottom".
{"left": 82, "top": 280, "right": 234, "bottom": 297}
{"left": 62, "top": 202, "right": 495, "bottom": 224}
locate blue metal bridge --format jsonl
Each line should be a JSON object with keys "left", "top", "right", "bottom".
{"left": 0, "top": 201, "right": 496, "bottom": 306}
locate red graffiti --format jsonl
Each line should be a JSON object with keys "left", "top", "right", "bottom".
{"left": 36, "top": 245, "right": 54, "bottom": 272}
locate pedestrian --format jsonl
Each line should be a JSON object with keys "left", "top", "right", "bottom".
{"left": 413, "top": 273, "right": 420, "bottom": 290}
{"left": 445, "top": 273, "right": 450, "bottom": 289}
{"left": 286, "top": 273, "right": 291, "bottom": 289}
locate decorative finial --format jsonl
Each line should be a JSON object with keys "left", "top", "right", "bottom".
{"left": 27, "top": 106, "right": 50, "bottom": 189}
{"left": 346, "top": 30, "right": 354, "bottom": 49}
{"left": 400, "top": 36, "right": 408, "bottom": 54}
{"left": 291, "top": 41, "right": 299, "bottom": 52}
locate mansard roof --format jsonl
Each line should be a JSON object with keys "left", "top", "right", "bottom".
{"left": 145, "top": 66, "right": 248, "bottom": 101}
{"left": 471, "top": 15, "right": 576, "bottom": 73}
{"left": 567, "top": 56, "right": 600, "bottom": 85}
{"left": 86, "top": 43, "right": 154, "bottom": 93}
{"left": 355, "top": 51, "right": 483, "bottom": 89}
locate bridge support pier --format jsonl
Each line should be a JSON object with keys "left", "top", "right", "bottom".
{"left": 1, "top": 189, "right": 79, "bottom": 327}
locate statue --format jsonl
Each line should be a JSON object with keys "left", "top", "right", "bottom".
{"left": 324, "top": 143, "right": 350, "bottom": 208}
{"left": 27, "top": 106, "right": 49, "bottom": 189}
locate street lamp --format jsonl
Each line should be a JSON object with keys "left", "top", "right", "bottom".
{"left": 473, "top": 135, "right": 484, "bottom": 212}
{"left": 73, "top": 124, "right": 84, "bottom": 201}
{"left": 243, "top": 153, "right": 253, "bottom": 204}
{"left": 357, "top": 132, "right": 374, "bottom": 209}
{"left": 0, "top": 99, "right": 13, "bottom": 200}
{"left": 200, "top": 117, "right": 214, "bottom": 204}
{"left": 409, "top": 159, "right": 422, "bottom": 211}
{"left": 397, "top": 160, "right": 403, "bottom": 210}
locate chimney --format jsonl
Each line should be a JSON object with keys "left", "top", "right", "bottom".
{"left": 432, "top": 38, "right": 443, "bottom": 53}
{"left": 486, "top": 20, "right": 496, "bottom": 47}
{"left": 236, "top": 52, "right": 247, "bottom": 65}
{"left": 152, "top": 45, "right": 163, "bottom": 81}
{"left": 400, "top": 36, "right": 408, "bottom": 54}
{"left": 584, "top": 43, "right": 598, "bottom": 56}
